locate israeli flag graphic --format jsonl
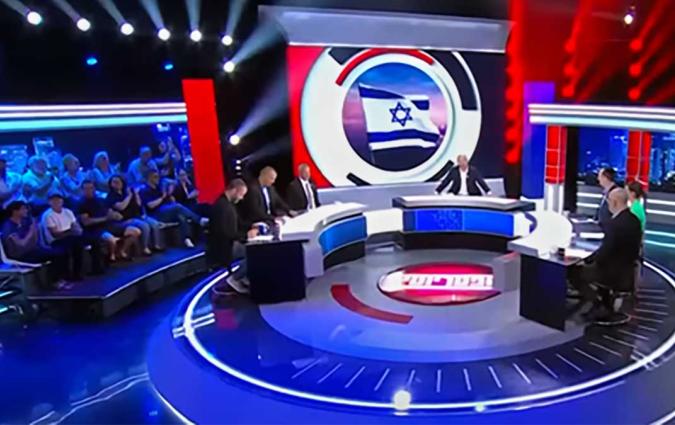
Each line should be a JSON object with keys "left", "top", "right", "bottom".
{"left": 358, "top": 84, "right": 441, "bottom": 151}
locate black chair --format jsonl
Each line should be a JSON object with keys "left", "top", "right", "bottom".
{"left": 591, "top": 261, "right": 640, "bottom": 326}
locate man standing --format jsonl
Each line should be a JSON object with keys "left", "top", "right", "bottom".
{"left": 594, "top": 167, "right": 620, "bottom": 231}
{"left": 435, "top": 155, "right": 491, "bottom": 196}
{"left": 569, "top": 188, "right": 642, "bottom": 321}
{"left": 286, "top": 163, "right": 320, "bottom": 212}
{"left": 238, "top": 166, "right": 292, "bottom": 228}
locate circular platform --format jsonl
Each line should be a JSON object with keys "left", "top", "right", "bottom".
{"left": 148, "top": 249, "right": 675, "bottom": 423}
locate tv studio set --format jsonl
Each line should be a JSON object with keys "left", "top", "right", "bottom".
{"left": 0, "top": 0, "right": 674, "bottom": 424}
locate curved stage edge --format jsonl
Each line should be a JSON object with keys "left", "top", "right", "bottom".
{"left": 148, "top": 259, "right": 675, "bottom": 424}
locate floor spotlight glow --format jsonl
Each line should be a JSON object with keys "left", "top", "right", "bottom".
{"left": 120, "top": 22, "right": 134, "bottom": 35}
{"left": 85, "top": 56, "right": 98, "bottom": 66}
{"left": 26, "top": 11, "right": 43, "bottom": 26}
{"left": 190, "top": 29, "right": 202, "bottom": 42}
{"left": 221, "top": 35, "right": 233, "bottom": 46}
{"left": 77, "top": 18, "right": 91, "bottom": 32}
{"left": 163, "top": 62, "right": 174, "bottom": 71}
{"left": 229, "top": 134, "right": 241, "bottom": 146}
{"left": 158, "top": 28, "right": 171, "bottom": 41}
{"left": 393, "top": 390, "right": 411, "bottom": 411}
{"left": 223, "top": 61, "right": 235, "bottom": 73}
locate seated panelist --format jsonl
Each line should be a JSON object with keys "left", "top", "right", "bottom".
{"left": 238, "top": 166, "right": 293, "bottom": 228}
{"left": 435, "top": 154, "right": 491, "bottom": 196}
{"left": 286, "top": 163, "right": 320, "bottom": 212}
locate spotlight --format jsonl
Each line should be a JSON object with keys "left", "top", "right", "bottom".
{"left": 221, "top": 34, "right": 233, "bottom": 46}
{"left": 629, "top": 63, "right": 642, "bottom": 77}
{"left": 77, "top": 18, "right": 91, "bottom": 32}
{"left": 26, "top": 11, "right": 43, "bottom": 26}
{"left": 120, "top": 23, "right": 134, "bottom": 36}
{"left": 628, "top": 87, "right": 640, "bottom": 101}
{"left": 85, "top": 56, "right": 98, "bottom": 66}
{"left": 392, "top": 390, "right": 411, "bottom": 411}
{"left": 223, "top": 60, "right": 235, "bottom": 73}
{"left": 190, "top": 29, "right": 203, "bottom": 42}
{"left": 229, "top": 134, "right": 241, "bottom": 146}
{"left": 158, "top": 28, "right": 171, "bottom": 41}
{"left": 623, "top": 12, "right": 634, "bottom": 26}
{"left": 163, "top": 61, "right": 174, "bottom": 71}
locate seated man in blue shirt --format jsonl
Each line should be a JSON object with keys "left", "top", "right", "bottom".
{"left": 140, "top": 170, "right": 207, "bottom": 248}
{"left": 1, "top": 201, "right": 70, "bottom": 289}
{"left": 127, "top": 146, "right": 159, "bottom": 187}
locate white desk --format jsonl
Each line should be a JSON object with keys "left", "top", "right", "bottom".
{"left": 393, "top": 195, "right": 534, "bottom": 211}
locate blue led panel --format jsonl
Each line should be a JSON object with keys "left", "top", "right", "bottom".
{"left": 319, "top": 217, "right": 367, "bottom": 255}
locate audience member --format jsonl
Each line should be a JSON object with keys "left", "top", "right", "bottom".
{"left": 41, "top": 192, "right": 88, "bottom": 280}
{"left": 140, "top": 170, "right": 205, "bottom": 248}
{"left": 173, "top": 168, "right": 199, "bottom": 209}
{"left": 106, "top": 175, "right": 155, "bottom": 256}
{"left": 127, "top": 146, "right": 158, "bottom": 186}
{"left": 22, "top": 156, "right": 60, "bottom": 207}
{"left": 79, "top": 180, "right": 140, "bottom": 262}
{"left": 1, "top": 201, "right": 70, "bottom": 289}
{"left": 594, "top": 167, "right": 620, "bottom": 231}
{"left": 238, "top": 166, "right": 292, "bottom": 228}
{"left": 286, "top": 163, "right": 320, "bottom": 211}
{"left": 569, "top": 188, "right": 642, "bottom": 321}
{"left": 0, "top": 157, "right": 22, "bottom": 210}
{"left": 60, "top": 154, "right": 87, "bottom": 200}
{"left": 156, "top": 138, "right": 181, "bottom": 178}
{"left": 90, "top": 151, "right": 117, "bottom": 194}
{"left": 627, "top": 181, "right": 647, "bottom": 232}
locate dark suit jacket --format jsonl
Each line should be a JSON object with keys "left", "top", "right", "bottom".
{"left": 594, "top": 184, "right": 620, "bottom": 232}
{"left": 237, "top": 182, "right": 290, "bottom": 227}
{"left": 590, "top": 208, "right": 642, "bottom": 290}
{"left": 435, "top": 165, "right": 490, "bottom": 195}
{"left": 207, "top": 194, "right": 246, "bottom": 268}
{"left": 286, "top": 178, "right": 320, "bottom": 211}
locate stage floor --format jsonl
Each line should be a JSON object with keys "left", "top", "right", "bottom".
{"left": 148, "top": 246, "right": 675, "bottom": 423}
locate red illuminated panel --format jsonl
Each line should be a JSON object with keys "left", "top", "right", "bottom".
{"left": 182, "top": 79, "right": 226, "bottom": 203}
{"left": 287, "top": 46, "right": 332, "bottom": 188}
{"left": 545, "top": 125, "right": 567, "bottom": 184}
{"left": 626, "top": 130, "right": 652, "bottom": 187}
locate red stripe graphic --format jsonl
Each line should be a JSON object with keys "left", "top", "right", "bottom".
{"left": 331, "top": 284, "right": 412, "bottom": 324}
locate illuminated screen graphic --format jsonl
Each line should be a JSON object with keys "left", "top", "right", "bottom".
{"left": 288, "top": 46, "right": 505, "bottom": 187}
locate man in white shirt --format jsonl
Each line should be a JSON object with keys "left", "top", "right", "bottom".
{"left": 41, "top": 192, "right": 91, "bottom": 280}
{"left": 286, "top": 163, "right": 321, "bottom": 212}
{"left": 435, "top": 154, "right": 492, "bottom": 196}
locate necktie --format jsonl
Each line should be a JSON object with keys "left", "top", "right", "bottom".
{"left": 303, "top": 180, "right": 315, "bottom": 209}
{"left": 262, "top": 187, "right": 271, "bottom": 214}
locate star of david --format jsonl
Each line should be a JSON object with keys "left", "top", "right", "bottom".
{"left": 389, "top": 102, "right": 412, "bottom": 127}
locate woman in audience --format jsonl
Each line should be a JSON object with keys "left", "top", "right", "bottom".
{"left": 627, "top": 181, "right": 647, "bottom": 232}
{"left": 90, "top": 151, "right": 117, "bottom": 194}
{"left": 156, "top": 138, "right": 182, "bottom": 178}
{"left": 173, "top": 168, "right": 199, "bottom": 209}
{"left": 60, "top": 154, "right": 87, "bottom": 200}
{"left": 0, "top": 156, "right": 22, "bottom": 211}
{"left": 106, "top": 174, "right": 157, "bottom": 255}
{"left": 22, "top": 156, "right": 60, "bottom": 211}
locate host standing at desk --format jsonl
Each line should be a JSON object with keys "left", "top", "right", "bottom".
{"left": 435, "top": 154, "right": 491, "bottom": 196}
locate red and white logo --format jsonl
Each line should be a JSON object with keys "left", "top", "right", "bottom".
{"left": 378, "top": 263, "right": 499, "bottom": 305}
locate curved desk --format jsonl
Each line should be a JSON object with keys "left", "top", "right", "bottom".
{"left": 393, "top": 195, "right": 536, "bottom": 252}
{"left": 246, "top": 203, "right": 367, "bottom": 303}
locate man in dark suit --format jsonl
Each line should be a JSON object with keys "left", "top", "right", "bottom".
{"left": 238, "top": 166, "right": 292, "bottom": 228}
{"left": 286, "top": 163, "right": 320, "bottom": 212}
{"left": 207, "top": 179, "right": 257, "bottom": 270}
{"left": 570, "top": 188, "right": 642, "bottom": 321}
{"left": 594, "top": 167, "right": 620, "bottom": 232}
{"left": 435, "top": 155, "right": 491, "bottom": 196}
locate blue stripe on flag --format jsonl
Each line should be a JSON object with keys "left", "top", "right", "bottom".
{"left": 367, "top": 129, "right": 439, "bottom": 142}
{"left": 358, "top": 85, "right": 403, "bottom": 100}
{"left": 411, "top": 100, "right": 430, "bottom": 110}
